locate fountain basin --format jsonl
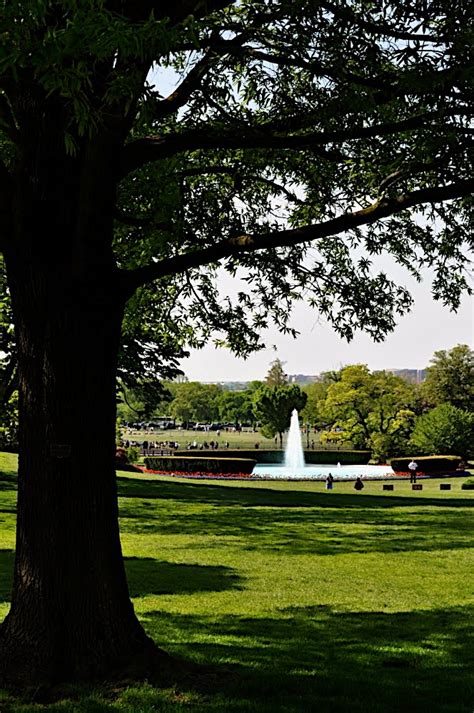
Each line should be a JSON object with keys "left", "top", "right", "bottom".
{"left": 252, "top": 463, "right": 394, "bottom": 480}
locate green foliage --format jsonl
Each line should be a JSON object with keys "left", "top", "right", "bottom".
{"left": 217, "top": 390, "right": 255, "bottom": 425}
{"left": 117, "top": 381, "right": 173, "bottom": 422}
{"left": 167, "top": 382, "right": 222, "bottom": 425}
{"left": 320, "top": 365, "right": 416, "bottom": 459}
{"left": 390, "top": 455, "right": 462, "bottom": 473}
{"left": 300, "top": 380, "right": 330, "bottom": 426}
{"left": 410, "top": 403, "right": 474, "bottom": 459}
{"left": 0, "top": 392, "right": 18, "bottom": 451}
{"left": 422, "top": 345, "right": 474, "bottom": 411}
{"left": 252, "top": 385, "right": 307, "bottom": 442}
{"left": 143, "top": 455, "right": 256, "bottom": 474}
{"left": 2, "top": 0, "right": 472, "bottom": 363}
{"left": 265, "top": 359, "right": 288, "bottom": 387}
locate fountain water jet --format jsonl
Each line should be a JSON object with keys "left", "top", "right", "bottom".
{"left": 251, "top": 409, "right": 395, "bottom": 479}
{"left": 285, "top": 409, "right": 305, "bottom": 470}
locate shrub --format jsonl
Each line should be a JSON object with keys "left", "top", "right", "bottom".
{"left": 410, "top": 404, "right": 474, "bottom": 459}
{"left": 144, "top": 456, "right": 256, "bottom": 474}
{"left": 180, "top": 449, "right": 371, "bottom": 465}
{"left": 461, "top": 479, "right": 474, "bottom": 490}
{"left": 390, "top": 455, "right": 462, "bottom": 473}
{"left": 115, "top": 446, "right": 141, "bottom": 473}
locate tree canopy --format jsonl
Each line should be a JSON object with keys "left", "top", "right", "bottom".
{"left": 253, "top": 384, "right": 307, "bottom": 445}
{"left": 265, "top": 359, "right": 288, "bottom": 387}
{"left": 1, "top": 1, "right": 472, "bottom": 350}
{"left": 422, "top": 345, "right": 474, "bottom": 411}
{"left": 319, "top": 365, "right": 416, "bottom": 459}
{"left": 1, "top": 0, "right": 473, "bottom": 688}
{"left": 410, "top": 403, "right": 474, "bottom": 459}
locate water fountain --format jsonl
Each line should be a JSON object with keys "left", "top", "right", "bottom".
{"left": 284, "top": 409, "right": 305, "bottom": 470}
{"left": 252, "top": 410, "right": 394, "bottom": 480}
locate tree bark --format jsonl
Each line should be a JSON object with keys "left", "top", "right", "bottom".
{"left": 0, "top": 262, "right": 161, "bottom": 685}
{"left": 0, "top": 113, "right": 165, "bottom": 683}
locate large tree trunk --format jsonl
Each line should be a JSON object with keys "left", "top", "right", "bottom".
{"left": 0, "top": 123, "right": 164, "bottom": 684}
{"left": 0, "top": 264, "right": 160, "bottom": 685}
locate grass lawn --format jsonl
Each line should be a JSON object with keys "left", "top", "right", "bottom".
{"left": 121, "top": 427, "right": 328, "bottom": 451}
{"left": 0, "top": 452, "right": 473, "bottom": 711}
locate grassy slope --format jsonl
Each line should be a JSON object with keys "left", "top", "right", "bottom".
{"left": 0, "top": 452, "right": 473, "bottom": 712}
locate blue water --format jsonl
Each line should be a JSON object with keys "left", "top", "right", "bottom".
{"left": 252, "top": 464, "right": 394, "bottom": 480}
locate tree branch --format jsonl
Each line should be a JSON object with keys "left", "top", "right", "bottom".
{"left": 179, "top": 165, "right": 304, "bottom": 203}
{"left": 120, "top": 178, "right": 474, "bottom": 295}
{"left": 120, "top": 115, "right": 428, "bottom": 176}
{"left": 154, "top": 35, "right": 222, "bottom": 119}
{"left": 107, "top": 0, "right": 235, "bottom": 24}
{"left": 114, "top": 207, "right": 173, "bottom": 229}
{"left": 320, "top": 1, "right": 450, "bottom": 43}
{"left": 230, "top": 46, "right": 391, "bottom": 92}
{"left": 0, "top": 93, "right": 19, "bottom": 143}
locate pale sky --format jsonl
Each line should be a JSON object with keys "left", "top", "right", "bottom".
{"left": 181, "top": 271, "right": 473, "bottom": 381}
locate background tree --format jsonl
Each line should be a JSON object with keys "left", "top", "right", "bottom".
{"left": 116, "top": 380, "right": 173, "bottom": 423}
{"left": 217, "top": 390, "right": 255, "bottom": 427}
{"left": 168, "top": 382, "right": 221, "bottom": 426}
{"left": 265, "top": 359, "right": 288, "bottom": 387}
{"left": 422, "top": 345, "right": 474, "bottom": 411}
{"left": 0, "top": 0, "right": 472, "bottom": 686}
{"left": 321, "top": 365, "right": 416, "bottom": 459}
{"left": 410, "top": 403, "right": 474, "bottom": 459}
{"left": 300, "top": 378, "right": 332, "bottom": 428}
{"left": 253, "top": 385, "right": 307, "bottom": 447}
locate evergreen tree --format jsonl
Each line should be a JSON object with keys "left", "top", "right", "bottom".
{"left": 265, "top": 359, "right": 288, "bottom": 387}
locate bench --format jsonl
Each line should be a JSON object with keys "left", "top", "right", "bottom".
{"left": 412, "top": 484, "right": 423, "bottom": 491}
{"left": 383, "top": 484, "right": 394, "bottom": 491}
{"left": 440, "top": 483, "right": 451, "bottom": 491}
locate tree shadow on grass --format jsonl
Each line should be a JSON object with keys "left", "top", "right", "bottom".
{"left": 118, "top": 486, "right": 474, "bottom": 557}
{"left": 0, "top": 553, "right": 241, "bottom": 604}
{"left": 0, "top": 472, "right": 17, "bottom": 492}
{"left": 117, "top": 475, "right": 473, "bottom": 510}
{"left": 139, "top": 604, "right": 474, "bottom": 712}
{"left": 124, "top": 557, "right": 242, "bottom": 597}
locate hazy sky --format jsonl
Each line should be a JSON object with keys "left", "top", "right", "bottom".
{"left": 180, "top": 271, "right": 473, "bottom": 381}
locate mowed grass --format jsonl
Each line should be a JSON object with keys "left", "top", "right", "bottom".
{"left": 0, "top": 452, "right": 473, "bottom": 711}
{"left": 122, "top": 427, "right": 326, "bottom": 450}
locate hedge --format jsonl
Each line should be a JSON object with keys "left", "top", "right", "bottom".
{"left": 461, "top": 479, "right": 474, "bottom": 490}
{"left": 390, "top": 455, "right": 462, "bottom": 473}
{"left": 144, "top": 455, "right": 256, "bottom": 474}
{"left": 176, "top": 449, "right": 371, "bottom": 465}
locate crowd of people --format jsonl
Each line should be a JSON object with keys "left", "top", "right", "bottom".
{"left": 185, "top": 440, "right": 228, "bottom": 450}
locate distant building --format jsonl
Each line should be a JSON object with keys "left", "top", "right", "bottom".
{"left": 287, "top": 374, "right": 320, "bottom": 385}
{"left": 386, "top": 368, "right": 426, "bottom": 384}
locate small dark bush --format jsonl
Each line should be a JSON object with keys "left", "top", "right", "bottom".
{"left": 390, "top": 455, "right": 462, "bottom": 473}
{"left": 144, "top": 456, "right": 256, "bottom": 474}
{"left": 180, "top": 449, "right": 371, "bottom": 465}
{"left": 461, "top": 479, "right": 474, "bottom": 490}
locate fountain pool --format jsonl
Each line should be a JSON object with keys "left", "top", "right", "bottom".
{"left": 252, "top": 463, "right": 394, "bottom": 479}
{"left": 252, "top": 409, "right": 394, "bottom": 480}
